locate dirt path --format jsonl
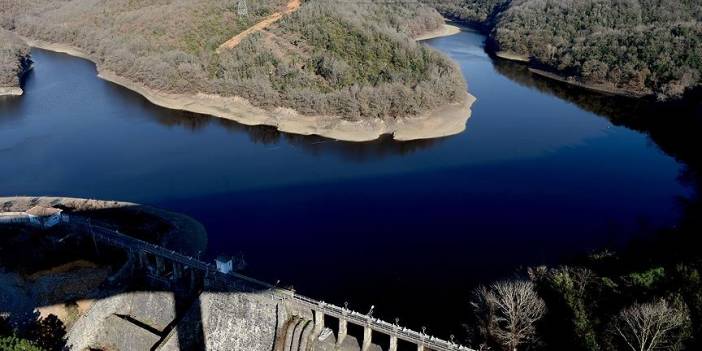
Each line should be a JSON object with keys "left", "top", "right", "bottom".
{"left": 217, "top": 0, "right": 301, "bottom": 53}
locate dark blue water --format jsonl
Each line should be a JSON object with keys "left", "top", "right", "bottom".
{"left": 0, "top": 28, "right": 693, "bottom": 336}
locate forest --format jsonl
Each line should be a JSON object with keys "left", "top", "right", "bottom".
{"left": 423, "top": 0, "right": 702, "bottom": 99}
{"left": 0, "top": 0, "right": 465, "bottom": 120}
{"left": 0, "top": 29, "right": 30, "bottom": 89}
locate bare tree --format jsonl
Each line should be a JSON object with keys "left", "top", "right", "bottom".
{"left": 471, "top": 280, "right": 546, "bottom": 351}
{"left": 612, "top": 299, "right": 690, "bottom": 351}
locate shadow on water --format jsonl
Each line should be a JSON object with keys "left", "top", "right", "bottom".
{"left": 0, "top": 206, "right": 431, "bottom": 351}
{"left": 491, "top": 56, "right": 702, "bottom": 253}
{"left": 491, "top": 58, "right": 702, "bottom": 186}
{"left": 0, "top": 70, "right": 34, "bottom": 125}
{"left": 486, "top": 53, "right": 702, "bottom": 350}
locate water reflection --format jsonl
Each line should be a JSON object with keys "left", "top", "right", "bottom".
{"left": 147, "top": 113, "right": 447, "bottom": 162}
{"left": 0, "top": 69, "right": 34, "bottom": 126}
{"left": 491, "top": 58, "right": 702, "bottom": 185}
{"left": 57, "top": 60, "right": 448, "bottom": 162}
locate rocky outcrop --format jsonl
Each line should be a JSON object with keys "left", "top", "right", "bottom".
{"left": 66, "top": 292, "right": 177, "bottom": 350}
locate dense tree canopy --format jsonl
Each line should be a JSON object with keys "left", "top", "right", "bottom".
{"left": 0, "top": 29, "right": 30, "bottom": 88}
{"left": 424, "top": 0, "right": 702, "bottom": 99}
{"left": 1, "top": 0, "right": 465, "bottom": 119}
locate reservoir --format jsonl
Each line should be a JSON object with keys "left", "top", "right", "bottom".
{"left": 0, "top": 27, "right": 696, "bottom": 337}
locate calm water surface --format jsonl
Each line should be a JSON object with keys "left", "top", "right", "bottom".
{"left": 0, "top": 28, "right": 693, "bottom": 336}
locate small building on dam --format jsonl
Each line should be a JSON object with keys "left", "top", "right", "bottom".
{"left": 0, "top": 205, "right": 68, "bottom": 229}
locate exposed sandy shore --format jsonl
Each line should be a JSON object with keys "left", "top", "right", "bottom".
{"left": 415, "top": 23, "right": 462, "bottom": 41}
{"left": 22, "top": 37, "right": 475, "bottom": 142}
{"left": 0, "top": 86, "right": 23, "bottom": 96}
{"left": 495, "top": 51, "right": 530, "bottom": 63}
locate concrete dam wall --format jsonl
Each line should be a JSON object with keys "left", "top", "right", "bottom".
{"left": 63, "top": 218, "right": 470, "bottom": 351}
{"left": 67, "top": 290, "right": 365, "bottom": 351}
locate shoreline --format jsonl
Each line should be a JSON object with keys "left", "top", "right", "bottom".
{"left": 476, "top": 24, "right": 649, "bottom": 99}
{"left": 0, "top": 86, "right": 23, "bottom": 96}
{"left": 528, "top": 68, "right": 649, "bottom": 98}
{"left": 22, "top": 37, "right": 475, "bottom": 142}
{"left": 415, "top": 23, "right": 462, "bottom": 41}
{"left": 494, "top": 51, "right": 529, "bottom": 63}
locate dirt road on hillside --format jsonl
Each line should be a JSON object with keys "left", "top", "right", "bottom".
{"left": 217, "top": 0, "right": 301, "bottom": 53}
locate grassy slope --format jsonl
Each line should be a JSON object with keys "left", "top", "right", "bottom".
{"left": 1, "top": 0, "right": 465, "bottom": 120}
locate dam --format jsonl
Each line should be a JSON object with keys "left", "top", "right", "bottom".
{"left": 70, "top": 217, "right": 473, "bottom": 351}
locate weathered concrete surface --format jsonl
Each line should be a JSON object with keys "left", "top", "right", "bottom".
{"left": 158, "top": 291, "right": 289, "bottom": 351}
{"left": 67, "top": 288, "right": 384, "bottom": 351}
{"left": 122, "top": 291, "right": 177, "bottom": 332}
{"left": 311, "top": 335, "right": 361, "bottom": 351}
{"left": 91, "top": 315, "right": 161, "bottom": 350}
{"left": 66, "top": 291, "right": 176, "bottom": 350}
{"left": 311, "top": 334, "right": 372, "bottom": 351}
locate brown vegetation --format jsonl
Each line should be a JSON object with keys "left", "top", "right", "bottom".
{"left": 217, "top": 0, "right": 301, "bottom": 52}
{"left": 1, "top": 0, "right": 465, "bottom": 120}
{"left": 0, "top": 29, "right": 30, "bottom": 89}
{"left": 424, "top": 0, "right": 702, "bottom": 100}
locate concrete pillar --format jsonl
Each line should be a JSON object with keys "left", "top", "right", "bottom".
{"left": 189, "top": 268, "right": 198, "bottom": 290}
{"left": 389, "top": 336, "right": 398, "bottom": 351}
{"left": 417, "top": 344, "right": 425, "bottom": 351}
{"left": 313, "top": 310, "right": 325, "bottom": 335}
{"left": 290, "top": 319, "right": 307, "bottom": 351}
{"left": 299, "top": 320, "right": 315, "bottom": 351}
{"left": 283, "top": 317, "right": 300, "bottom": 351}
{"left": 337, "top": 319, "right": 347, "bottom": 346}
{"left": 362, "top": 326, "right": 372, "bottom": 351}
{"left": 138, "top": 251, "right": 148, "bottom": 269}
{"left": 172, "top": 262, "right": 181, "bottom": 280}
{"left": 155, "top": 256, "right": 165, "bottom": 275}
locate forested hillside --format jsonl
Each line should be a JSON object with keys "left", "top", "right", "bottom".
{"left": 424, "top": 0, "right": 702, "bottom": 100}
{"left": 0, "top": 0, "right": 465, "bottom": 120}
{"left": 421, "top": 0, "right": 508, "bottom": 26}
{"left": 0, "top": 29, "right": 30, "bottom": 90}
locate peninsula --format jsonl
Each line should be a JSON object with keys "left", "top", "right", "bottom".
{"left": 0, "top": 30, "right": 31, "bottom": 96}
{"left": 1, "top": 0, "right": 474, "bottom": 141}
